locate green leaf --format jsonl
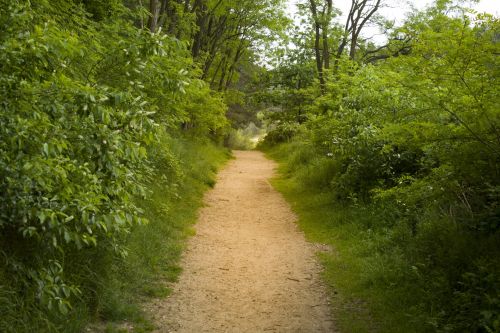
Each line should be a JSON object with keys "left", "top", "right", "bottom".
{"left": 63, "top": 230, "right": 71, "bottom": 243}
{"left": 43, "top": 143, "right": 49, "bottom": 157}
{"left": 58, "top": 301, "right": 68, "bottom": 314}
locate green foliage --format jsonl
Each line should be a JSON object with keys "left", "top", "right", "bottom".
{"left": 89, "top": 136, "right": 230, "bottom": 331}
{"left": 263, "top": 3, "right": 500, "bottom": 332}
{"left": 266, "top": 138, "right": 500, "bottom": 333}
{"left": 0, "top": 0, "right": 230, "bottom": 331}
{"left": 262, "top": 121, "right": 301, "bottom": 144}
{"left": 257, "top": 58, "right": 317, "bottom": 126}
{"left": 80, "top": 0, "right": 121, "bottom": 20}
{"left": 225, "top": 130, "right": 254, "bottom": 150}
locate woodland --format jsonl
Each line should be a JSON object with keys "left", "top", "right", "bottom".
{"left": 0, "top": 0, "right": 498, "bottom": 332}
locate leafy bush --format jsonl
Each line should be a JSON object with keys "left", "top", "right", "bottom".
{"left": 0, "top": 1, "right": 229, "bottom": 331}
{"left": 263, "top": 6, "right": 500, "bottom": 332}
{"left": 262, "top": 121, "right": 301, "bottom": 144}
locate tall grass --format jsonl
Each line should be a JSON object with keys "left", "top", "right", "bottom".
{"left": 263, "top": 141, "right": 500, "bottom": 333}
{"left": 92, "top": 135, "right": 231, "bottom": 331}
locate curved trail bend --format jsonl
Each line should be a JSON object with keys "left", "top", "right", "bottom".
{"left": 148, "top": 150, "right": 334, "bottom": 332}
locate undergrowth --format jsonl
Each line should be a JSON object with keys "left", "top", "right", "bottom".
{"left": 91, "top": 136, "right": 231, "bottom": 332}
{"left": 263, "top": 141, "right": 500, "bottom": 333}
{"left": 0, "top": 135, "right": 230, "bottom": 333}
{"left": 0, "top": 2, "right": 230, "bottom": 331}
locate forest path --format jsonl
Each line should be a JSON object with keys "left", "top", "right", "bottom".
{"left": 147, "top": 150, "right": 335, "bottom": 332}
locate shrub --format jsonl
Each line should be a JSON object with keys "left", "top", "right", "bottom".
{"left": 0, "top": 1, "right": 230, "bottom": 330}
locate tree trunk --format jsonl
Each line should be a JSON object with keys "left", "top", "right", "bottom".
{"left": 333, "top": 0, "right": 382, "bottom": 66}
{"left": 349, "top": 32, "right": 358, "bottom": 59}
{"left": 309, "top": 0, "right": 325, "bottom": 93}
{"left": 210, "top": 57, "right": 224, "bottom": 87}
{"left": 225, "top": 41, "right": 245, "bottom": 90}
{"left": 217, "top": 53, "right": 229, "bottom": 91}
{"left": 148, "top": 0, "right": 160, "bottom": 32}
{"left": 157, "top": 0, "right": 170, "bottom": 31}
{"left": 201, "top": 17, "right": 228, "bottom": 79}
{"left": 191, "top": 2, "right": 208, "bottom": 58}
{"left": 322, "top": 0, "right": 332, "bottom": 69}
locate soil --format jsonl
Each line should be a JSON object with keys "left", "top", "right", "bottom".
{"left": 146, "top": 150, "right": 335, "bottom": 332}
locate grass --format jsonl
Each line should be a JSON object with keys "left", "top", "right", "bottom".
{"left": 264, "top": 143, "right": 434, "bottom": 333}
{"left": 270, "top": 177, "right": 380, "bottom": 333}
{"left": 90, "top": 135, "right": 231, "bottom": 332}
{"left": 264, "top": 137, "right": 500, "bottom": 333}
{"left": 271, "top": 170, "right": 500, "bottom": 333}
{"left": 0, "top": 133, "right": 230, "bottom": 333}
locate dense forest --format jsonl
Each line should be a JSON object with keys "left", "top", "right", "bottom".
{"left": 0, "top": 0, "right": 499, "bottom": 332}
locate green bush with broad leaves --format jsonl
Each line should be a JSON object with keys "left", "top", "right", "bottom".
{"left": 0, "top": 0, "right": 228, "bottom": 331}
{"left": 263, "top": 5, "right": 499, "bottom": 332}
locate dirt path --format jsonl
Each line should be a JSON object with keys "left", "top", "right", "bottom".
{"left": 147, "top": 151, "right": 335, "bottom": 332}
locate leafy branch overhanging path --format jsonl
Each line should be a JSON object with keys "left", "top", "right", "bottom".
{"left": 147, "top": 151, "right": 335, "bottom": 332}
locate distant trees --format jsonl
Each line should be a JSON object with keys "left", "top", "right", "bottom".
{"left": 137, "top": 0, "right": 288, "bottom": 91}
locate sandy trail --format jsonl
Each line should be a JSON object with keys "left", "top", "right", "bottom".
{"left": 147, "top": 151, "right": 334, "bottom": 332}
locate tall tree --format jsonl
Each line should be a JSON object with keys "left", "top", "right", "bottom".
{"left": 337, "top": 0, "right": 382, "bottom": 60}
{"left": 140, "top": 0, "right": 288, "bottom": 89}
{"left": 148, "top": 0, "right": 160, "bottom": 32}
{"left": 308, "top": 0, "right": 333, "bottom": 93}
